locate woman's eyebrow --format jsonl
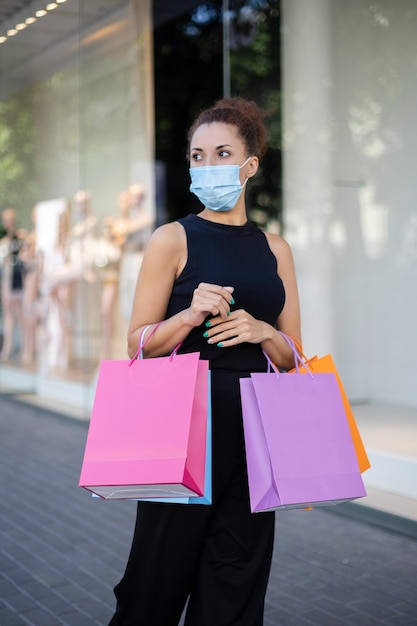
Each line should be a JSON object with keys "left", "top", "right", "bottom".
{"left": 190, "top": 144, "right": 233, "bottom": 151}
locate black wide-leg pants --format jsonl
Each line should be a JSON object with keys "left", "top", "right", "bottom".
{"left": 108, "top": 371, "right": 275, "bottom": 626}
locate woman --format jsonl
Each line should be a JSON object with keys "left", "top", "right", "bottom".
{"left": 109, "top": 97, "right": 301, "bottom": 626}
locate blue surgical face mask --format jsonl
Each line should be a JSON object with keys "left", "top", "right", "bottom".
{"left": 189, "top": 157, "right": 252, "bottom": 212}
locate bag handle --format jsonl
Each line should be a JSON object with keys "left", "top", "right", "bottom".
{"left": 129, "top": 322, "right": 162, "bottom": 365}
{"left": 278, "top": 331, "right": 314, "bottom": 378}
{"left": 170, "top": 341, "right": 184, "bottom": 360}
{"left": 139, "top": 323, "right": 161, "bottom": 358}
{"left": 129, "top": 322, "right": 184, "bottom": 366}
{"left": 262, "top": 350, "right": 280, "bottom": 376}
{"left": 283, "top": 334, "right": 312, "bottom": 365}
{"left": 262, "top": 332, "right": 314, "bottom": 379}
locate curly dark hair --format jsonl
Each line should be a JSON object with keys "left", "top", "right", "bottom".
{"left": 187, "top": 97, "right": 269, "bottom": 161}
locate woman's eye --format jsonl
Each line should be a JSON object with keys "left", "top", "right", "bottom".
{"left": 218, "top": 150, "right": 231, "bottom": 158}
{"left": 191, "top": 153, "right": 203, "bottom": 161}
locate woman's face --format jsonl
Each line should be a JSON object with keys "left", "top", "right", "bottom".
{"left": 190, "top": 122, "right": 249, "bottom": 174}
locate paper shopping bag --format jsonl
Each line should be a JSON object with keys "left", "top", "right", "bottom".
{"left": 240, "top": 369, "right": 366, "bottom": 513}
{"left": 138, "top": 372, "right": 212, "bottom": 505}
{"left": 79, "top": 352, "right": 209, "bottom": 500}
{"left": 290, "top": 354, "right": 370, "bottom": 473}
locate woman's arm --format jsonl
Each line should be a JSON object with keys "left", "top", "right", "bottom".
{"left": 261, "top": 233, "right": 301, "bottom": 369}
{"left": 127, "top": 222, "right": 235, "bottom": 359}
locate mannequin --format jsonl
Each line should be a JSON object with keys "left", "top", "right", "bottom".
{"left": 118, "top": 184, "right": 153, "bottom": 320}
{"left": 40, "top": 207, "right": 73, "bottom": 372}
{"left": 68, "top": 189, "right": 98, "bottom": 282}
{"left": 0, "top": 208, "right": 25, "bottom": 361}
{"left": 19, "top": 206, "right": 40, "bottom": 365}
{"left": 43, "top": 190, "right": 98, "bottom": 294}
{"left": 94, "top": 191, "right": 133, "bottom": 359}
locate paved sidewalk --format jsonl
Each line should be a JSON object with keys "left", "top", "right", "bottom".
{"left": 1, "top": 393, "right": 417, "bottom": 626}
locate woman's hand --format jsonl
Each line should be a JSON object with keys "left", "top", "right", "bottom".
{"left": 184, "top": 283, "right": 235, "bottom": 328}
{"left": 203, "top": 309, "right": 271, "bottom": 347}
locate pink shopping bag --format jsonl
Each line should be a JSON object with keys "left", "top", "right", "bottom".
{"left": 240, "top": 353, "right": 366, "bottom": 512}
{"left": 79, "top": 351, "right": 209, "bottom": 500}
{"left": 137, "top": 371, "right": 212, "bottom": 505}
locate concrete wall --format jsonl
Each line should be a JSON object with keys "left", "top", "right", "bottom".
{"left": 282, "top": 0, "right": 417, "bottom": 408}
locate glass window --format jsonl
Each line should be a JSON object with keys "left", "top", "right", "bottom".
{"left": 0, "top": 0, "right": 154, "bottom": 416}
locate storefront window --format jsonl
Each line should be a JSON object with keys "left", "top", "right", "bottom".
{"left": 0, "top": 0, "right": 154, "bottom": 415}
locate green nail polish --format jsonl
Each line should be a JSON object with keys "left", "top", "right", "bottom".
{"left": 203, "top": 331, "right": 209, "bottom": 338}
{"left": 217, "top": 342, "right": 223, "bottom": 348}
{"left": 230, "top": 297, "right": 235, "bottom": 305}
{"left": 205, "top": 321, "right": 211, "bottom": 327}
{"left": 227, "top": 311, "right": 230, "bottom": 316}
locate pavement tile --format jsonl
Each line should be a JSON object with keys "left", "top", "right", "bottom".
{"left": 0, "top": 579, "right": 19, "bottom": 598}
{"left": 340, "top": 614, "right": 383, "bottom": 626}
{"left": 264, "top": 610, "right": 306, "bottom": 626}
{"left": 49, "top": 583, "right": 92, "bottom": 603}
{"left": 0, "top": 605, "right": 26, "bottom": 626}
{"left": 385, "top": 619, "right": 417, "bottom": 626}
{"left": 59, "top": 612, "right": 99, "bottom": 626}
{"left": 2, "top": 570, "right": 34, "bottom": 586}
{"left": 268, "top": 593, "right": 311, "bottom": 616}
{"left": 1, "top": 394, "right": 417, "bottom": 626}
{"left": 2, "top": 592, "right": 38, "bottom": 613}
{"left": 309, "top": 596, "right": 358, "bottom": 620}
{"left": 297, "top": 608, "right": 348, "bottom": 625}
{"left": 36, "top": 593, "right": 75, "bottom": 616}
{"left": 348, "top": 598, "right": 401, "bottom": 620}
{"left": 16, "top": 580, "right": 52, "bottom": 602}
{"left": 75, "top": 597, "right": 113, "bottom": 618}
{"left": 393, "top": 601, "right": 417, "bottom": 617}
{"left": 20, "top": 607, "right": 64, "bottom": 625}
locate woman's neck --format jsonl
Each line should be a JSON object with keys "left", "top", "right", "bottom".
{"left": 198, "top": 206, "right": 247, "bottom": 226}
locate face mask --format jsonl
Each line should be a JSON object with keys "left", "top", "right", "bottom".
{"left": 189, "top": 157, "right": 252, "bottom": 212}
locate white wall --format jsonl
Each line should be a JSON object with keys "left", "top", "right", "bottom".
{"left": 282, "top": 0, "right": 417, "bottom": 408}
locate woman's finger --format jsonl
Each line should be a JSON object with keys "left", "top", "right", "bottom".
{"left": 192, "top": 284, "right": 234, "bottom": 319}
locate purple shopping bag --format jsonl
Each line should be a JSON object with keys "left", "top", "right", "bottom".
{"left": 240, "top": 367, "right": 366, "bottom": 513}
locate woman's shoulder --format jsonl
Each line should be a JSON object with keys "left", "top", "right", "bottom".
{"left": 150, "top": 219, "right": 185, "bottom": 242}
{"left": 262, "top": 230, "right": 293, "bottom": 260}
{"left": 146, "top": 220, "right": 187, "bottom": 259}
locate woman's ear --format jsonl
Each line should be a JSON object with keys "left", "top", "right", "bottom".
{"left": 246, "top": 156, "right": 259, "bottom": 178}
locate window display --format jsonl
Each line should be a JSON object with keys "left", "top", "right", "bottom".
{"left": 0, "top": 0, "right": 154, "bottom": 413}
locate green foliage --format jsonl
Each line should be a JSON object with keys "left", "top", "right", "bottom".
{"left": 0, "top": 92, "right": 38, "bottom": 220}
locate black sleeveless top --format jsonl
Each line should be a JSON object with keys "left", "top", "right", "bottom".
{"left": 166, "top": 214, "right": 286, "bottom": 372}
